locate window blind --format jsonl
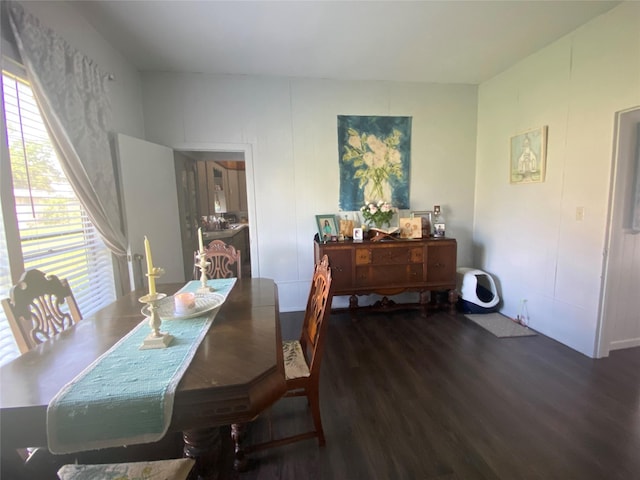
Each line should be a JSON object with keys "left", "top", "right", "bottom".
{"left": 1, "top": 70, "right": 116, "bottom": 365}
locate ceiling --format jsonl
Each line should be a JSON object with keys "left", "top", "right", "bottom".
{"left": 74, "top": 0, "right": 620, "bottom": 85}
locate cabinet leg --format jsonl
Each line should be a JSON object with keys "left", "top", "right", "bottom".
{"left": 348, "top": 295, "right": 360, "bottom": 321}
{"left": 448, "top": 289, "right": 458, "bottom": 314}
{"left": 419, "top": 291, "right": 429, "bottom": 317}
{"left": 349, "top": 294, "right": 359, "bottom": 308}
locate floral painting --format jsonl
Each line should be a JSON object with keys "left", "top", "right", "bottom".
{"left": 338, "top": 115, "right": 411, "bottom": 211}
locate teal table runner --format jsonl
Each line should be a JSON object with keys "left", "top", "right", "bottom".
{"left": 47, "top": 278, "right": 236, "bottom": 454}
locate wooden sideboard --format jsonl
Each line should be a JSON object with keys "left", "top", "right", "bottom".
{"left": 314, "top": 237, "right": 458, "bottom": 312}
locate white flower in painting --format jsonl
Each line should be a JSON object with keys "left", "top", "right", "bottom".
{"left": 348, "top": 135, "right": 362, "bottom": 149}
{"left": 342, "top": 127, "right": 404, "bottom": 203}
{"left": 364, "top": 135, "right": 387, "bottom": 168}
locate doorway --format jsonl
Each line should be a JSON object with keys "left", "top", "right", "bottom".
{"left": 174, "top": 143, "right": 258, "bottom": 281}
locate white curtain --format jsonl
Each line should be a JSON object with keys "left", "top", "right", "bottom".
{"left": 7, "top": 2, "right": 128, "bottom": 259}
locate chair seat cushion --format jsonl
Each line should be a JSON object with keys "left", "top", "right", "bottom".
{"left": 57, "top": 458, "right": 194, "bottom": 480}
{"left": 282, "top": 340, "right": 310, "bottom": 380}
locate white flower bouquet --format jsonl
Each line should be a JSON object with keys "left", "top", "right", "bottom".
{"left": 360, "top": 200, "right": 395, "bottom": 229}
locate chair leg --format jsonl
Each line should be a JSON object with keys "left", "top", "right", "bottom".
{"left": 307, "top": 389, "right": 325, "bottom": 446}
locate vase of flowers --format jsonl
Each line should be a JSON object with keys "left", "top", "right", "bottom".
{"left": 360, "top": 200, "right": 395, "bottom": 229}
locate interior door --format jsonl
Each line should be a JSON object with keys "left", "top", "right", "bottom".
{"left": 598, "top": 108, "right": 640, "bottom": 356}
{"left": 116, "top": 134, "right": 185, "bottom": 290}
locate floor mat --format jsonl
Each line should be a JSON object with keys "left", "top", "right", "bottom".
{"left": 464, "top": 312, "right": 537, "bottom": 338}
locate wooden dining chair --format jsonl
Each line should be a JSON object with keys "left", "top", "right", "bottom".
{"left": 235, "top": 255, "right": 334, "bottom": 465}
{"left": 1, "top": 269, "right": 82, "bottom": 354}
{"left": 0, "top": 269, "right": 84, "bottom": 477}
{"left": 193, "top": 239, "right": 242, "bottom": 279}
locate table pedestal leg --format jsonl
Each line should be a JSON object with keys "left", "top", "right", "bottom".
{"left": 183, "top": 427, "right": 221, "bottom": 480}
{"left": 231, "top": 423, "right": 249, "bottom": 472}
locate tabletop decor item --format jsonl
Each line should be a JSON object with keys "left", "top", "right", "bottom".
{"left": 411, "top": 210, "right": 433, "bottom": 238}
{"left": 139, "top": 236, "right": 173, "bottom": 349}
{"left": 174, "top": 292, "right": 196, "bottom": 315}
{"left": 339, "top": 214, "right": 355, "bottom": 239}
{"left": 147, "top": 292, "right": 225, "bottom": 320}
{"left": 360, "top": 200, "right": 395, "bottom": 229}
{"left": 316, "top": 214, "right": 338, "bottom": 242}
{"left": 433, "top": 205, "right": 446, "bottom": 237}
{"left": 196, "top": 227, "right": 214, "bottom": 293}
{"left": 399, "top": 217, "right": 422, "bottom": 239}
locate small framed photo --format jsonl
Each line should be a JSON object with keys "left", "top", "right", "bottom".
{"left": 399, "top": 217, "right": 422, "bottom": 239}
{"left": 316, "top": 214, "right": 338, "bottom": 242}
{"left": 410, "top": 211, "right": 433, "bottom": 238}
{"left": 353, "top": 227, "right": 363, "bottom": 242}
{"left": 510, "top": 126, "right": 548, "bottom": 184}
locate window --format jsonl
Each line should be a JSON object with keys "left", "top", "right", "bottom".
{"left": 0, "top": 69, "right": 116, "bottom": 366}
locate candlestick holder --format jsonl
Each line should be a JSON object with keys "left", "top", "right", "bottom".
{"left": 139, "top": 269, "right": 174, "bottom": 350}
{"left": 196, "top": 251, "right": 214, "bottom": 293}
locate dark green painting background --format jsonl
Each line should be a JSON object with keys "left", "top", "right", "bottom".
{"left": 337, "top": 115, "right": 411, "bottom": 211}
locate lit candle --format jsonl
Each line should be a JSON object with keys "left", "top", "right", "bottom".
{"left": 174, "top": 292, "right": 196, "bottom": 314}
{"left": 198, "top": 227, "right": 204, "bottom": 253}
{"left": 144, "top": 236, "right": 156, "bottom": 295}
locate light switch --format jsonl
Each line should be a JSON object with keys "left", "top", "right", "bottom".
{"left": 576, "top": 206, "right": 585, "bottom": 221}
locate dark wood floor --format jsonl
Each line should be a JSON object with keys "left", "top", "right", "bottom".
{"left": 236, "top": 308, "right": 640, "bottom": 480}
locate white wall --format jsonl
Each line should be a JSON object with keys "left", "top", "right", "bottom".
{"left": 475, "top": 3, "right": 640, "bottom": 357}
{"left": 140, "top": 74, "right": 478, "bottom": 310}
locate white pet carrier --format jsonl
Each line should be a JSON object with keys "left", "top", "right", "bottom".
{"left": 456, "top": 268, "right": 500, "bottom": 313}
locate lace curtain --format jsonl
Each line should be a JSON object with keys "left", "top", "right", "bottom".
{"left": 7, "top": 2, "right": 128, "bottom": 259}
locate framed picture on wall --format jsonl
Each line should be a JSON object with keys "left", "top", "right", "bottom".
{"left": 316, "top": 214, "right": 338, "bottom": 242}
{"left": 510, "top": 126, "right": 548, "bottom": 184}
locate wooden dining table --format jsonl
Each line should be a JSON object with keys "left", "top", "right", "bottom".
{"left": 0, "top": 278, "right": 286, "bottom": 480}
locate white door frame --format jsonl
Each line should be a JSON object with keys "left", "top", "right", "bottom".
{"left": 172, "top": 142, "right": 259, "bottom": 279}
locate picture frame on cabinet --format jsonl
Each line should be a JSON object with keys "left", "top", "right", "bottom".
{"left": 410, "top": 211, "right": 433, "bottom": 238}
{"left": 316, "top": 214, "right": 338, "bottom": 242}
{"left": 510, "top": 126, "right": 548, "bottom": 184}
{"left": 399, "top": 217, "right": 422, "bottom": 239}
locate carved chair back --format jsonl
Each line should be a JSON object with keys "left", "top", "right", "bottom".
{"left": 193, "top": 240, "right": 241, "bottom": 280}
{"left": 1, "top": 269, "right": 82, "bottom": 354}
{"left": 297, "top": 254, "right": 333, "bottom": 385}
